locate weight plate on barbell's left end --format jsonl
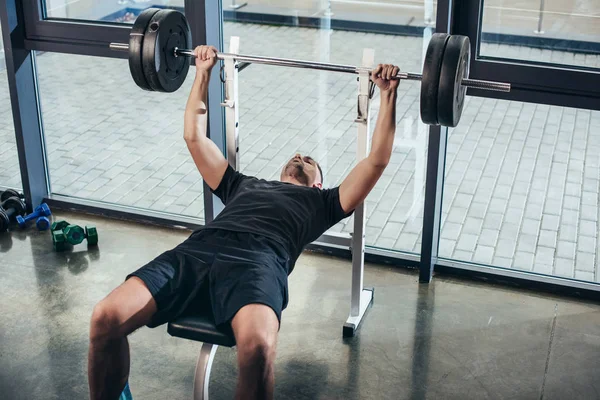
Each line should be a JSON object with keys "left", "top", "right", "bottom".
{"left": 142, "top": 10, "right": 169, "bottom": 92}
{"left": 420, "top": 33, "right": 450, "bottom": 126}
{"left": 142, "top": 9, "right": 191, "bottom": 93}
{"left": 129, "top": 8, "right": 160, "bottom": 91}
{"left": 157, "top": 10, "right": 191, "bottom": 93}
{"left": 437, "top": 35, "right": 470, "bottom": 128}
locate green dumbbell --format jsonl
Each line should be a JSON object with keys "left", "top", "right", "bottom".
{"left": 63, "top": 224, "right": 86, "bottom": 245}
{"left": 63, "top": 224, "right": 99, "bottom": 246}
{"left": 86, "top": 226, "right": 99, "bottom": 246}
{"left": 51, "top": 220, "right": 99, "bottom": 251}
{"left": 52, "top": 230, "right": 66, "bottom": 252}
{"left": 51, "top": 220, "right": 70, "bottom": 232}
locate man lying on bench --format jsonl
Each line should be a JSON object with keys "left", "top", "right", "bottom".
{"left": 88, "top": 45, "right": 400, "bottom": 400}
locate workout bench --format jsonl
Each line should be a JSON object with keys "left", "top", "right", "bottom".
{"left": 168, "top": 312, "right": 235, "bottom": 400}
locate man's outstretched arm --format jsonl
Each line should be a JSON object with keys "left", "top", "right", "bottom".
{"left": 184, "top": 45, "right": 229, "bottom": 191}
{"left": 338, "top": 64, "right": 399, "bottom": 214}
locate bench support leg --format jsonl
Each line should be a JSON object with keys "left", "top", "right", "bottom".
{"left": 193, "top": 343, "right": 219, "bottom": 400}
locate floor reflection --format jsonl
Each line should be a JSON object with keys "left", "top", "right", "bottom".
{"left": 411, "top": 283, "right": 435, "bottom": 400}
{"left": 29, "top": 229, "right": 101, "bottom": 398}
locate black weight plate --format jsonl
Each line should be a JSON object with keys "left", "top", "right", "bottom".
{"left": 437, "top": 35, "right": 470, "bottom": 127}
{"left": 142, "top": 10, "right": 168, "bottom": 92}
{"left": 129, "top": 8, "right": 160, "bottom": 91}
{"left": 2, "top": 197, "right": 26, "bottom": 217}
{"left": 0, "top": 209, "right": 9, "bottom": 231}
{"left": 157, "top": 11, "right": 191, "bottom": 92}
{"left": 420, "top": 33, "right": 450, "bottom": 126}
{"left": 142, "top": 9, "right": 191, "bottom": 93}
{"left": 0, "top": 189, "right": 22, "bottom": 203}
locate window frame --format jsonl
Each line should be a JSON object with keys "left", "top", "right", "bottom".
{"left": 457, "top": 0, "right": 600, "bottom": 111}
{"left": 8, "top": 0, "right": 226, "bottom": 218}
{"left": 22, "top": 0, "right": 130, "bottom": 58}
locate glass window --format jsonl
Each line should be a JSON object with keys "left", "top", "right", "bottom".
{"left": 222, "top": 0, "right": 436, "bottom": 27}
{"left": 480, "top": 0, "right": 600, "bottom": 69}
{"left": 224, "top": 8, "right": 433, "bottom": 254}
{"left": 35, "top": 53, "right": 204, "bottom": 221}
{"left": 43, "top": 1, "right": 184, "bottom": 23}
{"left": 440, "top": 98, "right": 600, "bottom": 283}
{"left": 0, "top": 21, "right": 22, "bottom": 191}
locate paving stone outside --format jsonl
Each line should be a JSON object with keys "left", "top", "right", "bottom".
{"left": 1, "top": 22, "right": 599, "bottom": 282}
{"left": 0, "top": 24, "right": 20, "bottom": 190}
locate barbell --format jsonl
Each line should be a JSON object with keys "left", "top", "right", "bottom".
{"left": 110, "top": 8, "right": 511, "bottom": 127}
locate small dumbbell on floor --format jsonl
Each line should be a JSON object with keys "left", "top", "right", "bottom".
{"left": 0, "top": 196, "right": 27, "bottom": 232}
{"left": 16, "top": 203, "right": 52, "bottom": 231}
{"left": 51, "top": 220, "right": 99, "bottom": 252}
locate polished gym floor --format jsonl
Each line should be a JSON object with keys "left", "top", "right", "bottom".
{"left": 1, "top": 212, "right": 599, "bottom": 400}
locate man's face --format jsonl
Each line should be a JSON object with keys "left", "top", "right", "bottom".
{"left": 280, "top": 154, "right": 322, "bottom": 188}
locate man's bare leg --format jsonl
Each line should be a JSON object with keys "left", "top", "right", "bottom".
{"left": 231, "top": 304, "right": 280, "bottom": 400}
{"left": 88, "top": 277, "right": 157, "bottom": 400}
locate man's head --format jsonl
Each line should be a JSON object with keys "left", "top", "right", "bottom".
{"left": 280, "top": 154, "right": 323, "bottom": 189}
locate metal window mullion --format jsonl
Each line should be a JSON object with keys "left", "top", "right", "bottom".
{"left": 466, "top": 61, "right": 600, "bottom": 110}
{"left": 186, "top": 0, "right": 225, "bottom": 223}
{"left": 419, "top": 125, "right": 447, "bottom": 282}
{"left": 22, "top": 0, "right": 42, "bottom": 40}
{"left": 418, "top": 0, "right": 454, "bottom": 283}
{"left": 23, "top": 0, "right": 131, "bottom": 49}
{"left": 1, "top": 0, "right": 49, "bottom": 209}
{"left": 25, "top": 21, "right": 131, "bottom": 43}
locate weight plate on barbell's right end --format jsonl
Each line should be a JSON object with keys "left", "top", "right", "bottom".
{"left": 129, "top": 8, "right": 160, "bottom": 91}
{"left": 437, "top": 35, "right": 471, "bottom": 128}
{"left": 420, "top": 33, "right": 450, "bottom": 126}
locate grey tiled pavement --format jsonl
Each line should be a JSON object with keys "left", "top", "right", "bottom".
{"left": 0, "top": 25, "right": 21, "bottom": 190}
{"left": 442, "top": 98, "right": 600, "bottom": 283}
{"left": 1, "top": 22, "right": 599, "bottom": 282}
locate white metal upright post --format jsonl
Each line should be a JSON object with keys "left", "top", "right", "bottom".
{"left": 221, "top": 36, "right": 240, "bottom": 170}
{"left": 343, "top": 48, "right": 375, "bottom": 337}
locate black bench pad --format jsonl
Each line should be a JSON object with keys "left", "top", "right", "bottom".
{"left": 167, "top": 312, "right": 236, "bottom": 347}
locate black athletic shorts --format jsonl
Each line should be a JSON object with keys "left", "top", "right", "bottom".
{"left": 126, "top": 229, "right": 290, "bottom": 329}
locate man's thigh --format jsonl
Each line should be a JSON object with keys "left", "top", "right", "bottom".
{"left": 127, "top": 243, "right": 215, "bottom": 328}
{"left": 209, "top": 251, "right": 288, "bottom": 329}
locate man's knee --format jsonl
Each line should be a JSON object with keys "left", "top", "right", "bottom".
{"left": 236, "top": 332, "right": 277, "bottom": 369}
{"left": 89, "top": 277, "right": 157, "bottom": 345}
{"left": 90, "top": 300, "right": 122, "bottom": 343}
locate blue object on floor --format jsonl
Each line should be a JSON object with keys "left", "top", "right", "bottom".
{"left": 120, "top": 381, "right": 133, "bottom": 400}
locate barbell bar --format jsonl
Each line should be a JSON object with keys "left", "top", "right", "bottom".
{"left": 109, "top": 8, "right": 511, "bottom": 127}
{"left": 109, "top": 42, "right": 510, "bottom": 93}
